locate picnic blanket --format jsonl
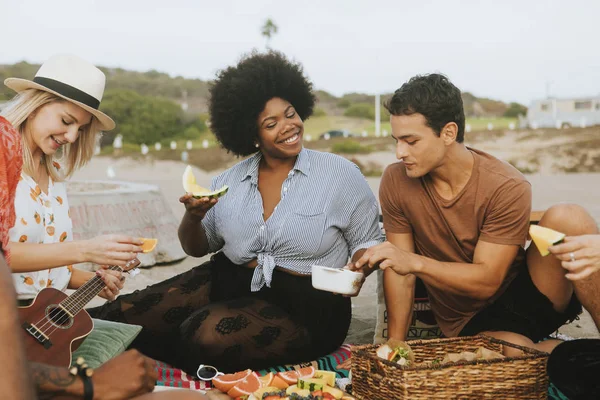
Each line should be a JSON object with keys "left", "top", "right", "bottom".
{"left": 155, "top": 343, "right": 570, "bottom": 399}
{"left": 155, "top": 344, "right": 351, "bottom": 391}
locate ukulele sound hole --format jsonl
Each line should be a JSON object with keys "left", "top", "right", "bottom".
{"left": 45, "top": 305, "right": 74, "bottom": 329}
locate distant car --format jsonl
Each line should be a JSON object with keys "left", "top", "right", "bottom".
{"left": 319, "top": 129, "right": 356, "bottom": 140}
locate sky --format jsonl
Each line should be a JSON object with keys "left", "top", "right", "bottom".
{"left": 1, "top": 0, "right": 599, "bottom": 105}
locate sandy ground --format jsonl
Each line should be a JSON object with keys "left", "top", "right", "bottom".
{"left": 74, "top": 150, "right": 600, "bottom": 344}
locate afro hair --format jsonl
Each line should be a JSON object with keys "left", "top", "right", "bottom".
{"left": 208, "top": 50, "right": 316, "bottom": 156}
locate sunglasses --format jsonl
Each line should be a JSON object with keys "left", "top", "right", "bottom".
{"left": 196, "top": 364, "right": 224, "bottom": 381}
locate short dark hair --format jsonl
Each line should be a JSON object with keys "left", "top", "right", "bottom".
{"left": 208, "top": 51, "right": 316, "bottom": 156}
{"left": 384, "top": 73, "right": 465, "bottom": 143}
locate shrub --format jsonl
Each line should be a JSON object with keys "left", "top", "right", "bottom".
{"left": 337, "top": 99, "right": 351, "bottom": 108}
{"left": 331, "top": 140, "right": 372, "bottom": 154}
{"left": 343, "top": 103, "right": 389, "bottom": 121}
{"left": 313, "top": 107, "right": 327, "bottom": 117}
{"left": 182, "top": 126, "right": 203, "bottom": 140}
{"left": 344, "top": 103, "right": 374, "bottom": 120}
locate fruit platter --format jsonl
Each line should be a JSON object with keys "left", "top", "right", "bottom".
{"left": 207, "top": 367, "right": 355, "bottom": 400}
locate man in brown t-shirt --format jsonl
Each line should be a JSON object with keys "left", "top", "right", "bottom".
{"left": 353, "top": 74, "right": 600, "bottom": 353}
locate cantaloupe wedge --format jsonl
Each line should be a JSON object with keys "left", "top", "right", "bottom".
{"left": 140, "top": 238, "right": 158, "bottom": 253}
{"left": 182, "top": 165, "right": 228, "bottom": 199}
{"left": 529, "top": 225, "right": 565, "bottom": 256}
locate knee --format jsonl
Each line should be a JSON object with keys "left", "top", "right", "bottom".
{"left": 540, "top": 204, "right": 598, "bottom": 235}
{"left": 179, "top": 308, "right": 241, "bottom": 352}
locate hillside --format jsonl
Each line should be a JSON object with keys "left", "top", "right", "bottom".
{"left": 0, "top": 61, "right": 525, "bottom": 117}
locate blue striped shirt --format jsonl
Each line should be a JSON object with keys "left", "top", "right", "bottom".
{"left": 201, "top": 148, "right": 383, "bottom": 291}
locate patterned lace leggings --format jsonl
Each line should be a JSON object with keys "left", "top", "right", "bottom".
{"left": 88, "top": 253, "right": 351, "bottom": 375}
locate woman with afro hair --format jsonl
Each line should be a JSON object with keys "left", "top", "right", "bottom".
{"left": 91, "top": 51, "right": 382, "bottom": 374}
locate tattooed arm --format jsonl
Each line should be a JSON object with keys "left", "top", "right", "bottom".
{"left": 32, "top": 349, "right": 157, "bottom": 399}
{"left": 30, "top": 362, "right": 83, "bottom": 399}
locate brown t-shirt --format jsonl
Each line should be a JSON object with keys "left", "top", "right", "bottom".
{"left": 380, "top": 147, "right": 532, "bottom": 337}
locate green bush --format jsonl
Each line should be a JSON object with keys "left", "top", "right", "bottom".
{"left": 344, "top": 103, "right": 374, "bottom": 120}
{"left": 184, "top": 113, "right": 208, "bottom": 133}
{"left": 337, "top": 99, "right": 351, "bottom": 108}
{"left": 99, "top": 89, "right": 186, "bottom": 146}
{"left": 99, "top": 142, "right": 140, "bottom": 155}
{"left": 313, "top": 107, "right": 327, "bottom": 117}
{"left": 181, "top": 125, "right": 203, "bottom": 140}
{"left": 504, "top": 102, "right": 528, "bottom": 118}
{"left": 331, "top": 140, "right": 373, "bottom": 154}
{"left": 343, "top": 103, "right": 389, "bottom": 121}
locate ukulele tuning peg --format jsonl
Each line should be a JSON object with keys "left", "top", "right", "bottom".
{"left": 76, "top": 357, "right": 85, "bottom": 365}
{"left": 129, "top": 268, "right": 140, "bottom": 277}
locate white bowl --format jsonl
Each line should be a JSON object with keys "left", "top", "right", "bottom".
{"left": 311, "top": 265, "right": 364, "bottom": 295}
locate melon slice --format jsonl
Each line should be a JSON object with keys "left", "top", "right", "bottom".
{"left": 140, "top": 238, "right": 158, "bottom": 253}
{"left": 313, "top": 370, "right": 337, "bottom": 387}
{"left": 529, "top": 225, "right": 565, "bottom": 256}
{"left": 182, "top": 165, "right": 228, "bottom": 198}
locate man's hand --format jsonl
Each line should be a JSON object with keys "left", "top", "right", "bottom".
{"left": 351, "top": 241, "right": 419, "bottom": 276}
{"left": 93, "top": 350, "right": 156, "bottom": 400}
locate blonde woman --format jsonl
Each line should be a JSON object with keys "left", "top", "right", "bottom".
{"left": 1, "top": 54, "right": 143, "bottom": 303}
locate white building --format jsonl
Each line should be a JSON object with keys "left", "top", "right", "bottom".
{"left": 520, "top": 97, "right": 600, "bottom": 129}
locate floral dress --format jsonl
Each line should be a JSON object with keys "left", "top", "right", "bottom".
{"left": 10, "top": 161, "right": 72, "bottom": 300}
{"left": 0, "top": 117, "right": 22, "bottom": 264}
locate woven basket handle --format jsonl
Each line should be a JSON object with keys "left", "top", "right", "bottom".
{"left": 368, "top": 357, "right": 388, "bottom": 377}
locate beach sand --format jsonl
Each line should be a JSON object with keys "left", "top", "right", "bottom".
{"left": 75, "top": 152, "right": 600, "bottom": 344}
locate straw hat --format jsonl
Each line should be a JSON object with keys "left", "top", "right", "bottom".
{"left": 4, "top": 54, "right": 115, "bottom": 130}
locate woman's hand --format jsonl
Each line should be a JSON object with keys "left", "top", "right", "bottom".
{"left": 96, "top": 265, "right": 125, "bottom": 301}
{"left": 549, "top": 234, "right": 600, "bottom": 280}
{"left": 80, "top": 234, "right": 143, "bottom": 267}
{"left": 179, "top": 194, "right": 218, "bottom": 220}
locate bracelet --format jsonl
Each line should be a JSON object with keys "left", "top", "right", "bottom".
{"left": 70, "top": 357, "right": 94, "bottom": 400}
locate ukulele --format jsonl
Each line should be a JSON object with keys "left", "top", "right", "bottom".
{"left": 18, "top": 258, "right": 141, "bottom": 367}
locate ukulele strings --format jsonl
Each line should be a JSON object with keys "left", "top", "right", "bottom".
{"left": 34, "top": 265, "right": 129, "bottom": 336}
{"left": 37, "top": 266, "right": 125, "bottom": 337}
{"left": 35, "top": 266, "right": 123, "bottom": 336}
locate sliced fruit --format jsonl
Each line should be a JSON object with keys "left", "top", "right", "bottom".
{"left": 183, "top": 165, "right": 228, "bottom": 198}
{"left": 211, "top": 369, "right": 252, "bottom": 393}
{"left": 258, "top": 372, "right": 274, "bottom": 387}
{"left": 228, "top": 373, "right": 261, "bottom": 398}
{"left": 529, "top": 225, "right": 566, "bottom": 256}
{"left": 253, "top": 386, "right": 283, "bottom": 398}
{"left": 297, "top": 378, "right": 326, "bottom": 392}
{"left": 296, "top": 366, "right": 315, "bottom": 379}
{"left": 270, "top": 374, "right": 290, "bottom": 389}
{"left": 313, "top": 370, "right": 337, "bottom": 387}
{"left": 323, "top": 386, "right": 344, "bottom": 399}
{"left": 285, "top": 385, "right": 311, "bottom": 397}
{"left": 277, "top": 370, "right": 299, "bottom": 385}
{"left": 140, "top": 238, "right": 158, "bottom": 253}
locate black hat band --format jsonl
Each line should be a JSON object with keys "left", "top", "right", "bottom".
{"left": 33, "top": 77, "right": 100, "bottom": 109}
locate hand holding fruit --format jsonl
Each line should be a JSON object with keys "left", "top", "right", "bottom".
{"left": 180, "top": 193, "right": 219, "bottom": 220}
{"left": 81, "top": 234, "right": 143, "bottom": 267}
{"left": 549, "top": 234, "right": 600, "bottom": 281}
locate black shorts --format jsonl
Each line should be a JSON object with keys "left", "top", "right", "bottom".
{"left": 459, "top": 263, "right": 582, "bottom": 342}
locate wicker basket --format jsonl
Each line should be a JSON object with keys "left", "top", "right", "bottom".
{"left": 351, "top": 335, "right": 548, "bottom": 399}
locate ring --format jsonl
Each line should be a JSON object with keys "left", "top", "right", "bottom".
{"left": 569, "top": 252, "right": 576, "bottom": 262}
